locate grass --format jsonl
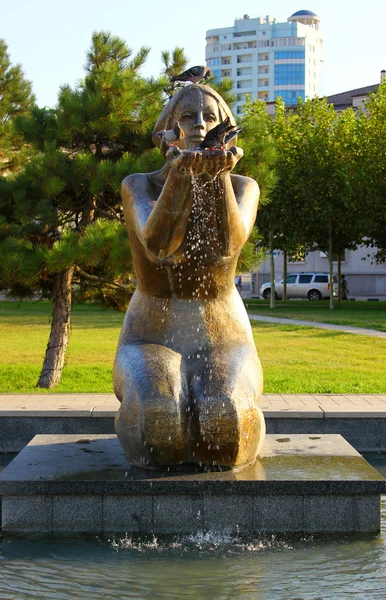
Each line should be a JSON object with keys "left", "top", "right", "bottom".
{"left": 0, "top": 301, "right": 123, "bottom": 394}
{"left": 1, "top": 300, "right": 386, "bottom": 394}
{"left": 244, "top": 299, "right": 386, "bottom": 332}
{"left": 252, "top": 322, "right": 386, "bottom": 393}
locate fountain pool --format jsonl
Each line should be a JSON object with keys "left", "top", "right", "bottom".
{"left": 0, "top": 454, "right": 385, "bottom": 600}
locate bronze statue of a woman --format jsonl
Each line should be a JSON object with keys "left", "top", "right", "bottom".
{"left": 113, "top": 84, "right": 265, "bottom": 469}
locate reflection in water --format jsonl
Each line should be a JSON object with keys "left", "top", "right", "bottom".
{"left": 0, "top": 455, "right": 385, "bottom": 599}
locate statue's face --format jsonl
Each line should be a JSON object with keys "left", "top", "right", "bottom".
{"left": 175, "top": 90, "right": 221, "bottom": 150}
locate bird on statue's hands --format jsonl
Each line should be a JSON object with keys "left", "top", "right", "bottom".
{"left": 199, "top": 117, "right": 238, "bottom": 150}
{"left": 153, "top": 121, "right": 185, "bottom": 146}
{"left": 221, "top": 127, "right": 242, "bottom": 147}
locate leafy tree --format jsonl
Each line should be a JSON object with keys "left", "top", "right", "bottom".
{"left": 236, "top": 94, "right": 363, "bottom": 308}
{"left": 0, "top": 31, "right": 165, "bottom": 388}
{"left": 356, "top": 80, "right": 386, "bottom": 262}
{"left": 255, "top": 97, "right": 361, "bottom": 308}
{"left": 236, "top": 97, "right": 278, "bottom": 304}
{"left": 0, "top": 39, "right": 34, "bottom": 174}
{"left": 284, "top": 98, "right": 361, "bottom": 307}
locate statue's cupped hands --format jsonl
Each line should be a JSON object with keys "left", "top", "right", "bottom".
{"left": 167, "top": 145, "right": 243, "bottom": 179}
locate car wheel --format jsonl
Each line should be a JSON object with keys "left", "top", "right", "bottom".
{"left": 263, "top": 289, "right": 271, "bottom": 300}
{"left": 308, "top": 289, "right": 322, "bottom": 301}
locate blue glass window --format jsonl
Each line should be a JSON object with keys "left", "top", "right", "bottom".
{"left": 212, "top": 69, "right": 220, "bottom": 82}
{"left": 274, "top": 90, "right": 305, "bottom": 105}
{"left": 207, "top": 57, "right": 220, "bottom": 67}
{"left": 274, "top": 64, "right": 305, "bottom": 85}
{"left": 274, "top": 50, "right": 305, "bottom": 60}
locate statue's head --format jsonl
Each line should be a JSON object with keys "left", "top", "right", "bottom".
{"left": 152, "top": 85, "right": 237, "bottom": 155}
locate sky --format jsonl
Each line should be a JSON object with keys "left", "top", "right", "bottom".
{"left": 2, "top": 0, "right": 386, "bottom": 107}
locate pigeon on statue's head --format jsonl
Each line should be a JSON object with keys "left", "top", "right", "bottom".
{"left": 170, "top": 65, "right": 211, "bottom": 84}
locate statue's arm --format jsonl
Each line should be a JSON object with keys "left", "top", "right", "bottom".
{"left": 122, "top": 148, "right": 260, "bottom": 260}
{"left": 165, "top": 145, "right": 259, "bottom": 257}
{"left": 121, "top": 169, "right": 194, "bottom": 259}
{"left": 218, "top": 173, "right": 260, "bottom": 256}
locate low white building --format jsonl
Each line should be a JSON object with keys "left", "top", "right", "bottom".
{"left": 253, "top": 245, "right": 386, "bottom": 298}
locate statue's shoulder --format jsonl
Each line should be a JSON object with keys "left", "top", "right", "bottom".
{"left": 121, "top": 172, "right": 159, "bottom": 202}
{"left": 231, "top": 173, "right": 259, "bottom": 195}
{"left": 122, "top": 172, "right": 149, "bottom": 190}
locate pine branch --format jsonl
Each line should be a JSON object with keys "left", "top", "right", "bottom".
{"left": 74, "top": 265, "right": 127, "bottom": 289}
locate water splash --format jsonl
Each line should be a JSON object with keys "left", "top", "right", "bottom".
{"left": 109, "top": 530, "right": 299, "bottom": 554}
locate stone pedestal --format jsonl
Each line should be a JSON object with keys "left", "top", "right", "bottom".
{"left": 0, "top": 434, "right": 384, "bottom": 534}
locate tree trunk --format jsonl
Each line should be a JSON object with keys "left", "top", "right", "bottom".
{"left": 337, "top": 253, "right": 342, "bottom": 303}
{"left": 282, "top": 250, "right": 287, "bottom": 304}
{"left": 328, "top": 223, "right": 334, "bottom": 311}
{"left": 269, "top": 230, "right": 276, "bottom": 309}
{"left": 37, "top": 267, "right": 74, "bottom": 388}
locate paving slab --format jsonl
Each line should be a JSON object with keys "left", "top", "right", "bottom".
{"left": 1, "top": 394, "right": 386, "bottom": 452}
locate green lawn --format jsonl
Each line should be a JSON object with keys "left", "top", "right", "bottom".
{"left": 0, "top": 301, "right": 123, "bottom": 394}
{"left": 244, "top": 299, "right": 386, "bottom": 332}
{"left": 1, "top": 300, "right": 386, "bottom": 394}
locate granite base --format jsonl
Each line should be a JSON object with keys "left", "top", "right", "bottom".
{"left": 0, "top": 434, "right": 384, "bottom": 534}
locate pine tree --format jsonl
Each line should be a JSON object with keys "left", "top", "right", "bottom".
{"left": 0, "top": 31, "right": 166, "bottom": 388}
{"left": 160, "top": 47, "right": 188, "bottom": 98}
{"left": 0, "top": 39, "right": 34, "bottom": 174}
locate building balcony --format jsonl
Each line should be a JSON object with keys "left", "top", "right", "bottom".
{"left": 236, "top": 55, "right": 253, "bottom": 64}
{"left": 236, "top": 69, "right": 253, "bottom": 77}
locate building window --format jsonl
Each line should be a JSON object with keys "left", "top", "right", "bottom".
{"left": 237, "top": 54, "right": 252, "bottom": 63}
{"left": 234, "top": 30, "right": 257, "bottom": 37}
{"left": 274, "top": 89, "right": 305, "bottom": 104}
{"left": 212, "top": 69, "right": 220, "bottom": 82}
{"left": 332, "top": 250, "right": 346, "bottom": 262}
{"left": 207, "top": 57, "right": 220, "bottom": 67}
{"left": 275, "top": 50, "right": 305, "bottom": 60}
{"left": 274, "top": 63, "right": 305, "bottom": 86}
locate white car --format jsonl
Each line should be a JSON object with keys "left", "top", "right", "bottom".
{"left": 259, "top": 272, "right": 338, "bottom": 301}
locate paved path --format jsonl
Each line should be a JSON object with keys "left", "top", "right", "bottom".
{"left": 248, "top": 314, "right": 386, "bottom": 338}
{"left": 1, "top": 394, "right": 386, "bottom": 418}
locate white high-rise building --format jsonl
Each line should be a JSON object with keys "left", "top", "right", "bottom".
{"left": 205, "top": 9, "right": 323, "bottom": 114}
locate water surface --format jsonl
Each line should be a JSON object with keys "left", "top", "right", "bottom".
{"left": 0, "top": 453, "right": 385, "bottom": 600}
